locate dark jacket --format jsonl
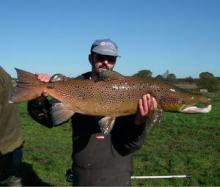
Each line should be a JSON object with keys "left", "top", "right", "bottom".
{"left": 0, "top": 66, "right": 22, "bottom": 155}
{"left": 0, "top": 66, "right": 23, "bottom": 184}
{"left": 27, "top": 72, "right": 147, "bottom": 186}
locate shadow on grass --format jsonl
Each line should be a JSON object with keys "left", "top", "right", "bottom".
{"left": 21, "top": 162, "right": 52, "bottom": 186}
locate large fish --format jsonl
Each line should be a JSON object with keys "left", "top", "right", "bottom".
{"left": 11, "top": 68, "right": 211, "bottom": 133}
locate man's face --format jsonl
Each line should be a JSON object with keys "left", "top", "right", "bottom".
{"left": 90, "top": 53, "right": 117, "bottom": 75}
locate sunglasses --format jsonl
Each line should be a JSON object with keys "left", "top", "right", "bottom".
{"left": 94, "top": 54, "right": 117, "bottom": 63}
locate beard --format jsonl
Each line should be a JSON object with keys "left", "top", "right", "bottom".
{"left": 95, "top": 64, "right": 113, "bottom": 74}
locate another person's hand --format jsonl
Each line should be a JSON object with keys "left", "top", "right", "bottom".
{"left": 134, "top": 94, "right": 157, "bottom": 125}
{"left": 36, "top": 73, "right": 50, "bottom": 96}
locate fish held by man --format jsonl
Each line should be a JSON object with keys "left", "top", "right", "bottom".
{"left": 11, "top": 68, "right": 212, "bottom": 133}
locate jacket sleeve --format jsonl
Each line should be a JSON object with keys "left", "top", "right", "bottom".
{"left": 111, "top": 115, "right": 147, "bottom": 156}
{"left": 27, "top": 96, "right": 60, "bottom": 128}
{"left": 0, "top": 76, "right": 4, "bottom": 113}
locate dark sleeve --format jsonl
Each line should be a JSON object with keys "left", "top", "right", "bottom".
{"left": 111, "top": 115, "right": 147, "bottom": 156}
{"left": 27, "top": 96, "right": 54, "bottom": 128}
{"left": 0, "top": 76, "right": 4, "bottom": 106}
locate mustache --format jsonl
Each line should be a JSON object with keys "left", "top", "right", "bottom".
{"left": 99, "top": 64, "right": 110, "bottom": 70}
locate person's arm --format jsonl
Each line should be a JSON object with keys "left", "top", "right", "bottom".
{"left": 0, "top": 76, "right": 4, "bottom": 114}
{"left": 27, "top": 72, "right": 72, "bottom": 128}
{"left": 112, "top": 94, "right": 157, "bottom": 156}
{"left": 0, "top": 68, "right": 11, "bottom": 110}
{"left": 27, "top": 96, "right": 54, "bottom": 128}
{"left": 111, "top": 115, "right": 147, "bottom": 156}
{"left": 27, "top": 96, "right": 70, "bottom": 128}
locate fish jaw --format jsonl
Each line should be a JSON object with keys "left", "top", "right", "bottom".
{"left": 178, "top": 95, "right": 212, "bottom": 113}
{"left": 179, "top": 104, "right": 212, "bottom": 113}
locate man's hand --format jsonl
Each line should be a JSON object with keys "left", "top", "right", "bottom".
{"left": 134, "top": 94, "right": 157, "bottom": 125}
{"left": 35, "top": 73, "right": 50, "bottom": 96}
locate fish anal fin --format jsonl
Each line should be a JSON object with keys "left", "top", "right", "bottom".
{"left": 98, "top": 116, "right": 116, "bottom": 134}
{"left": 51, "top": 102, "right": 75, "bottom": 125}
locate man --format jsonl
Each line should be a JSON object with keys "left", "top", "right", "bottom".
{"left": 0, "top": 66, "right": 23, "bottom": 186}
{"left": 27, "top": 39, "right": 157, "bottom": 186}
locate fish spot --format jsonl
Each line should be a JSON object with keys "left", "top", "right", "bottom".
{"left": 112, "top": 83, "right": 130, "bottom": 90}
{"left": 169, "top": 88, "right": 176, "bottom": 92}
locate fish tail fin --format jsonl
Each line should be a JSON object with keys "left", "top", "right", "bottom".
{"left": 10, "top": 68, "right": 47, "bottom": 103}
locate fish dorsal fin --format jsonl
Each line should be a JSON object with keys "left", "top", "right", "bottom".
{"left": 98, "top": 116, "right": 116, "bottom": 134}
{"left": 97, "top": 71, "right": 125, "bottom": 81}
{"left": 51, "top": 102, "right": 75, "bottom": 125}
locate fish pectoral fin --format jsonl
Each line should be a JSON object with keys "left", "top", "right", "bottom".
{"left": 51, "top": 102, "right": 75, "bottom": 125}
{"left": 98, "top": 116, "right": 116, "bottom": 134}
{"left": 96, "top": 71, "right": 125, "bottom": 81}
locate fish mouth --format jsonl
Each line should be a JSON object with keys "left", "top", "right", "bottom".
{"left": 179, "top": 104, "right": 212, "bottom": 113}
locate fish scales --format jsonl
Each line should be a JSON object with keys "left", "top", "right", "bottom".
{"left": 48, "top": 79, "right": 141, "bottom": 116}
{"left": 11, "top": 68, "right": 212, "bottom": 117}
{"left": 47, "top": 78, "right": 191, "bottom": 116}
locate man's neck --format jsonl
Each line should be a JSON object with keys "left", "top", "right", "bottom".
{"left": 91, "top": 72, "right": 99, "bottom": 80}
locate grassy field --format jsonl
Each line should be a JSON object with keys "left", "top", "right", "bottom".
{"left": 19, "top": 100, "right": 220, "bottom": 186}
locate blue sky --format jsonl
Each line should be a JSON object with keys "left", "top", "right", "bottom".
{"left": 0, "top": 0, "right": 219, "bottom": 78}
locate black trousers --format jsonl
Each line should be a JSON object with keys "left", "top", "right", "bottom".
{"left": 0, "top": 146, "right": 23, "bottom": 183}
{"left": 72, "top": 166, "right": 131, "bottom": 186}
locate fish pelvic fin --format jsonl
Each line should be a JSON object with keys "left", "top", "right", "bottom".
{"left": 51, "top": 102, "right": 75, "bottom": 125}
{"left": 10, "top": 68, "right": 47, "bottom": 103}
{"left": 98, "top": 116, "right": 116, "bottom": 134}
{"left": 146, "top": 108, "right": 163, "bottom": 133}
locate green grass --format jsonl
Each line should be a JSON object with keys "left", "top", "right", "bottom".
{"left": 132, "top": 100, "right": 220, "bottom": 186}
{"left": 19, "top": 103, "right": 72, "bottom": 186}
{"left": 19, "top": 100, "right": 220, "bottom": 186}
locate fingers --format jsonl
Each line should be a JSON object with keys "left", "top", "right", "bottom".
{"left": 36, "top": 73, "right": 50, "bottom": 82}
{"left": 138, "top": 94, "right": 157, "bottom": 117}
{"left": 35, "top": 73, "right": 50, "bottom": 96}
{"left": 152, "top": 96, "right": 157, "bottom": 109}
{"left": 135, "top": 94, "right": 157, "bottom": 125}
{"left": 42, "top": 89, "right": 49, "bottom": 97}
{"left": 138, "top": 99, "right": 144, "bottom": 116}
